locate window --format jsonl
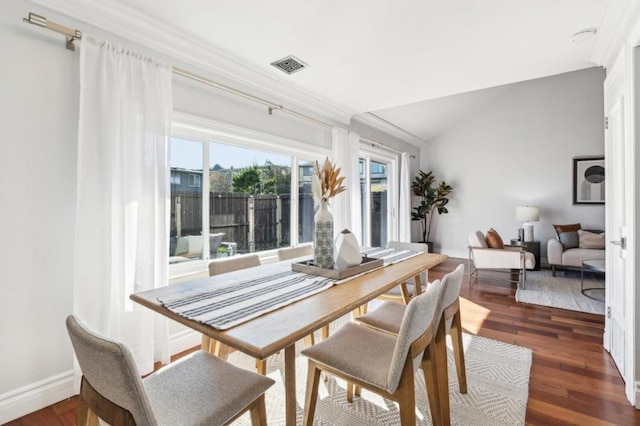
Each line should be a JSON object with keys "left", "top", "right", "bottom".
{"left": 359, "top": 148, "right": 397, "bottom": 248}
{"left": 169, "top": 115, "right": 325, "bottom": 273}
{"left": 188, "top": 174, "right": 201, "bottom": 187}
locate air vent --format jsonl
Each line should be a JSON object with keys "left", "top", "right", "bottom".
{"left": 270, "top": 55, "right": 308, "bottom": 75}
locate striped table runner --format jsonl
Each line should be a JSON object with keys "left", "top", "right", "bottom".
{"left": 159, "top": 247, "right": 419, "bottom": 330}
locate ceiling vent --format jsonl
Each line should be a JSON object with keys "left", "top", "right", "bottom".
{"left": 270, "top": 55, "right": 308, "bottom": 75}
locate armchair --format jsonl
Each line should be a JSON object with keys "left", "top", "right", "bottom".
{"left": 468, "top": 231, "right": 535, "bottom": 288}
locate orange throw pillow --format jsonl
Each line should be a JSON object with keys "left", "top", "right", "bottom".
{"left": 553, "top": 223, "right": 581, "bottom": 236}
{"left": 486, "top": 228, "right": 504, "bottom": 249}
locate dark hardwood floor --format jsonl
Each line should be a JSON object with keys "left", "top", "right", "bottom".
{"left": 5, "top": 258, "right": 638, "bottom": 425}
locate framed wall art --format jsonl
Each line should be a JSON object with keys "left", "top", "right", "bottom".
{"left": 573, "top": 157, "right": 605, "bottom": 205}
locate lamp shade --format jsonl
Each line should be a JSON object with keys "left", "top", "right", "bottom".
{"left": 516, "top": 206, "right": 539, "bottom": 222}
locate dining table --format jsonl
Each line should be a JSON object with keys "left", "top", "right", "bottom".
{"left": 130, "top": 250, "right": 448, "bottom": 425}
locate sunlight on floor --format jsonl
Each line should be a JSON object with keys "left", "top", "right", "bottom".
{"left": 459, "top": 296, "right": 490, "bottom": 334}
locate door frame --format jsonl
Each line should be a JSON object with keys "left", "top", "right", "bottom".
{"left": 603, "top": 38, "right": 638, "bottom": 406}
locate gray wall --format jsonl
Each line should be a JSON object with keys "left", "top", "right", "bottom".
{"left": 0, "top": 0, "right": 419, "bottom": 421}
{"left": 422, "top": 67, "right": 606, "bottom": 260}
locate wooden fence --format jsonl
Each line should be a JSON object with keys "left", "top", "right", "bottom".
{"left": 171, "top": 192, "right": 314, "bottom": 253}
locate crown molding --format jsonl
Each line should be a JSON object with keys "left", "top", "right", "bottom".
{"left": 352, "top": 113, "right": 425, "bottom": 148}
{"left": 589, "top": 0, "right": 640, "bottom": 69}
{"left": 29, "top": 0, "right": 353, "bottom": 125}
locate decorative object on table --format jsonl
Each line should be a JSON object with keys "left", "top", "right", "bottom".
{"left": 312, "top": 157, "right": 346, "bottom": 269}
{"left": 518, "top": 228, "right": 524, "bottom": 241}
{"left": 292, "top": 256, "right": 382, "bottom": 279}
{"left": 333, "top": 229, "right": 362, "bottom": 270}
{"left": 410, "top": 170, "right": 453, "bottom": 252}
{"left": 573, "top": 156, "right": 605, "bottom": 204}
{"left": 516, "top": 206, "right": 539, "bottom": 242}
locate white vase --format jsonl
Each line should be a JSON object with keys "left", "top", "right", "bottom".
{"left": 334, "top": 229, "right": 362, "bottom": 271}
{"left": 313, "top": 200, "right": 334, "bottom": 269}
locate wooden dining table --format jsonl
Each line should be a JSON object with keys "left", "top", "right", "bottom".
{"left": 130, "top": 252, "right": 448, "bottom": 425}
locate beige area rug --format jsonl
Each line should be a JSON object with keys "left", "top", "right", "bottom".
{"left": 230, "top": 321, "right": 532, "bottom": 426}
{"left": 516, "top": 268, "right": 605, "bottom": 315}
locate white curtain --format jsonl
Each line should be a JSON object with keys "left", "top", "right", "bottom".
{"left": 73, "top": 35, "right": 172, "bottom": 380}
{"left": 331, "top": 128, "right": 362, "bottom": 244}
{"left": 399, "top": 152, "right": 412, "bottom": 242}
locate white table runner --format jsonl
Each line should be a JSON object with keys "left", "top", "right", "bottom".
{"left": 159, "top": 247, "right": 419, "bottom": 330}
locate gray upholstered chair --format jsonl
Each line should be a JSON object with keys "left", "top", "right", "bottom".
{"left": 377, "top": 241, "right": 430, "bottom": 304}
{"left": 66, "top": 315, "right": 274, "bottom": 426}
{"left": 301, "top": 278, "right": 446, "bottom": 426}
{"left": 276, "top": 245, "right": 313, "bottom": 261}
{"left": 207, "top": 254, "right": 266, "bottom": 372}
{"left": 356, "top": 263, "right": 468, "bottom": 406}
{"left": 208, "top": 254, "right": 261, "bottom": 276}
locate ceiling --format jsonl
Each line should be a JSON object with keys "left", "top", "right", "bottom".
{"left": 36, "top": 0, "right": 627, "bottom": 143}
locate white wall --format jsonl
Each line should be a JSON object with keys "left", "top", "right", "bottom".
{"left": 0, "top": 0, "right": 419, "bottom": 422}
{"left": 422, "top": 68, "right": 606, "bottom": 260}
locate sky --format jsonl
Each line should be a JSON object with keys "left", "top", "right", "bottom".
{"left": 170, "top": 137, "right": 291, "bottom": 170}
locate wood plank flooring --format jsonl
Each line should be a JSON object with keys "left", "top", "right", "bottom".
{"left": 5, "top": 258, "right": 639, "bottom": 425}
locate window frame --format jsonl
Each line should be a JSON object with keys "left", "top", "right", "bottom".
{"left": 358, "top": 144, "right": 399, "bottom": 247}
{"left": 169, "top": 112, "right": 329, "bottom": 279}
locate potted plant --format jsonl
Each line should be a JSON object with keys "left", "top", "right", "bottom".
{"left": 410, "top": 170, "right": 453, "bottom": 252}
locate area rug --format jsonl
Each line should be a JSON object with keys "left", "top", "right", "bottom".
{"left": 516, "top": 268, "right": 605, "bottom": 315}
{"left": 230, "top": 329, "right": 532, "bottom": 426}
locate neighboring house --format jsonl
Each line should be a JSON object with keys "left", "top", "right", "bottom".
{"left": 1, "top": 0, "right": 639, "bottom": 423}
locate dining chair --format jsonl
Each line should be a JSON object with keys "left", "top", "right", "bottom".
{"left": 351, "top": 241, "right": 429, "bottom": 318}
{"left": 66, "top": 314, "right": 274, "bottom": 426}
{"left": 355, "top": 263, "right": 467, "bottom": 420}
{"left": 301, "top": 278, "right": 446, "bottom": 426}
{"left": 276, "top": 245, "right": 313, "bottom": 261}
{"left": 206, "top": 254, "right": 267, "bottom": 372}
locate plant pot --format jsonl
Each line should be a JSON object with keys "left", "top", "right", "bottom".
{"left": 417, "top": 241, "right": 434, "bottom": 253}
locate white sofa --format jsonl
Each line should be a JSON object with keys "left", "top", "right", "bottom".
{"left": 547, "top": 232, "right": 605, "bottom": 276}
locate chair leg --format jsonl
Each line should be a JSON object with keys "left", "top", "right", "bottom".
{"left": 249, "top": 395, "right": 268, "bottom": 426}
{"left": 396, "top": 373, "right": 417, "bottom": 426}
{"left": 346, "top": 381, "right": 354, "bottom": 403}
{"left": 201, "top": 335, "right": 212, "bottom": 351}
{"left": 304, "top": 333, "right": 315, "bottom": 347}
{"left": 303, "top": 361, "right": 322, "bottom": 426}
{"left": 255, "top": 359, "right": 267, "bottom": 375}
{"left": 321, "top": 324, "right": 330, "bottom": 340}
{"left": 215, "top": 341, "right": 231, "bottom": 360}
{"left": 434, "top": 318, "right": 450, "bottom": 426}
{"left": 552, "top": 265, "right": 556, "bottom": 277}
{"left": 450, "top": 311, "right": 467, "bottom": 394}
{"left": 421, "top": 341, "right": 442, "bottom": 426}
{"left": 76, "top": 395, "right": 99, "bottom": 426}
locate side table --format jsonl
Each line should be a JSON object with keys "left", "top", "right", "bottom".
{"left": 581, "top": 260, "right": 606, "bottom": 300}
{"left": 509, "top": 239, "right": 541, "bottom": 271}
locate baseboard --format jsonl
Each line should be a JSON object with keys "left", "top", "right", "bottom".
{"left": 0, "top": 370, "right": 74, "bottom": 424}
{"left": 169, "top": 328, "right": 202, "bottom": 354}
{"left": 0, "top": 329, "right": 201, "bottom": 423}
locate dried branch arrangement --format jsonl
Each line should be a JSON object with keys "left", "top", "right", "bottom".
{"left": 312, "top": 157, "right": 346, "bottom": 205}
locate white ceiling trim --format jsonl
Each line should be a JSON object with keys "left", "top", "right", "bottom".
{"left": 589, "top": 0, "right": 640, "bottom": 68}
{"left": 29, "top": 0, "right": 354, "bottom": 126}
{"left": 352, "top": 113, "right": 425, "bottom": 148}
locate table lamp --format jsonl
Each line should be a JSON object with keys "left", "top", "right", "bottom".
{"left": 516, "top": 206, "right": 539, "bottom": 242}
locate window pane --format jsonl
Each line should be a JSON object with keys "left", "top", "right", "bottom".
{"left": 298, "top": 160, "right": 314, "bottom": 243}
{"left": 359, "top": 159, "right": 367, "bottom": 244}
{"left": 170, "top": 138, "right": 203, "bottom": 263}
{"left": 370, "top": 161, "right": 388, "bottom": 248}
{"left": 209, "top": 142, "right": 292, "bottom": 255}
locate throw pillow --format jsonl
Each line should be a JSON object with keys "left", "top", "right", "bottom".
{"left": 558, "top": 231, "right": 579, "bottom": 250}
{"left": 553, "top": 223, "right": 581, "bottom": 237}
{"left": 578, "top": 229, "right": 606, "bottom": 249}
{"left": 485, "top": 228, "right": 504, "bottom": 249}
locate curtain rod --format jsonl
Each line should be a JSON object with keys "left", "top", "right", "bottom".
{"left": 22, "top": 12, "right": 415, "bottom": 159}
{"left": 361, "top": 137, "right": 416, "bottom": 159}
